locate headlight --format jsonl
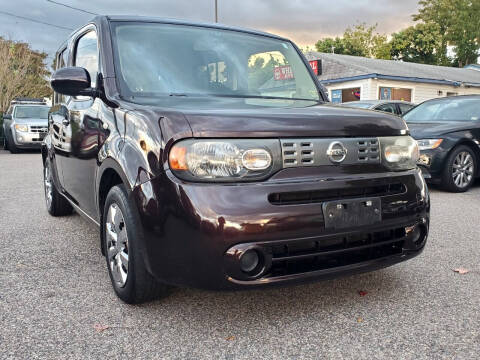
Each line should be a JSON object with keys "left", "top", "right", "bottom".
{"left": 379, "top": 136, "right": 419, "bottom": 171}
{"left": 169, "top": 139, "right": 280, "bottom": 182}
{"left": 416, "top": 139, "right": 443, "bottom": 151}
{"left": 14, "top": 124, "right": 28, "bottom": 132}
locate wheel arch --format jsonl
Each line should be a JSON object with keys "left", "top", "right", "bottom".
{"left": 96, "top": 158, "right": 132, "bottom": 255}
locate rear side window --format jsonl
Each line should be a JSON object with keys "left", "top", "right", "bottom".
{"left": 74, "top": 31, "right": 99, "bottom": 88}
{"left": 398, "top": 103, "right": 413, "bottom": 115}
{"left": 376, "top": 103, "right": 396, "bottom": 114}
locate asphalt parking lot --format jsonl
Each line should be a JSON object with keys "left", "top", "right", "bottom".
{"left": 1, "top": 150, "right": 479, "bottom": 359}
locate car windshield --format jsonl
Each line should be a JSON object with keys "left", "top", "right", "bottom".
{"left": 110, "top": 22, "right": 320, "bottom": 102}
{"left": 14, "top": 106, "right": 49, "bottom": 119}
{"left": 403, "top": 97, "right": 480, "bottom": 122}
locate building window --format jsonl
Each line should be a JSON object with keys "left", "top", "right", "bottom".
{"left": 331, "top": 87, "right": 361, "bottom": 103}
{"left": 379, "top": 87, "right": 412, "bottom": 102}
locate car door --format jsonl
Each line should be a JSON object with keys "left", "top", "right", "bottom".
{"left": 60, "top": 28, "right": 102, "bottom": 217}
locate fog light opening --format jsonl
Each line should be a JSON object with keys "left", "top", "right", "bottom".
{"left": 405, "top": 224, "right": 426, "bottom": 247}
{"left": 239, "top": 249, "right": 263, "bottom": 276}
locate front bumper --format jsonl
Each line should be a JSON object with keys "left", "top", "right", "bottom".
{"left": 132, "top": 168, "right": 430, "bottom": 290}
{"left": 12, "top": 130, "right": 46, "bottom": 148}
{"left": 417, "top": 148, "right": 449, "bottom": 182}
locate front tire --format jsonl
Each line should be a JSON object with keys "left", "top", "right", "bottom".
{"left": 103, "top": 185, "right": 170, "bottom": 304}
{"left": 441, "top": 145, "right": 477, "bottom": 192}
{"left": 43, "top": 158, "right": 73, "bottom": 216}
{"left": 7, "top": 132, "right": 19, "bottom": 154}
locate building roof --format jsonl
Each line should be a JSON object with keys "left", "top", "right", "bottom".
{"left": 305, "top": 52, "right": 480, "bottom": 87}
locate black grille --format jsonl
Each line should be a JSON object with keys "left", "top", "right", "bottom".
{"left": 267, "top": 227, "right": 406, "bottom": 278}
{"left": 268, "top": 183, "right": 406, "bottom": 205}
{"left": 30, "top": 126, "right": 48, "bottom": 133}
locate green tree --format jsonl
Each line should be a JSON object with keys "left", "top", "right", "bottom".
{"left": 247, "top": 55, "right": 282, "bottom": 89}
{"left": 315, "top": 24, "right": 391, "bottom": 59}
{"left": 0, "top": 37, "right": 51, "bottom": 112}
{"left": 390, "top": 23, "right": 443, "bottom": 64}
{"left": 315, "top": 37, "right": 346, "bottom": 54}
{"left": 414, "top": 0, "right": 480, "bottom": 67}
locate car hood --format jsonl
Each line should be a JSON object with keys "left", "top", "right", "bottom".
{"left": 129, "top": 97, "right": 407, "bottom": 139}
{"left": 407, "top": 121, "right": 475, "bottom": 139}
{"left": 13, "top": 118, "right": 48, "bottom": 126}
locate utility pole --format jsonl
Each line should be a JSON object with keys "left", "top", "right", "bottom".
{"left": 215, "top": 0, "right": 218, "bottom": 22}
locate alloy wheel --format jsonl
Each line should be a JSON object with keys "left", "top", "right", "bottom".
{"left": 44, "top": 164, "right": 53, "bottom": 209}
{"left": 452, "top": 151, "right": 474, "bottom": 188}
{"left": 106, "top": 203, "right": 129, "bottom": 287}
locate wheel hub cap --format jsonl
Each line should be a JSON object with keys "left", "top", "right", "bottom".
{"left": 452, "top": 151, "right": 474, "bottom": 188}
{"left": 44, "top": 165, "right": 53, "bottom": 208}
{"left": 106, "top": 203, "right": 129, "bottom": 287}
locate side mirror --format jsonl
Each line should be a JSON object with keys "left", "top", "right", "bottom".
{"left": 3, "top": 114, "right": 11, "bottom": 120}
{"left": 50, "top": 66, "right": 96, "bottom": 97}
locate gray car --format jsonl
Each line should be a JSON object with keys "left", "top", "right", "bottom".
{"left": 340, "top": 100, "right": 415, "bottom": 116}
{"left": 2, "top": 98, "right": 50, "bottom": 153}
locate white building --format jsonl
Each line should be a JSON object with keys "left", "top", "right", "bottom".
{"left": 305, "top": 52, "right": 480, "bottom": 104}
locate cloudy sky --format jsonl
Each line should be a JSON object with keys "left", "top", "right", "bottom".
{"left": 0, "top": 0, "right": 420, "bottom": 63}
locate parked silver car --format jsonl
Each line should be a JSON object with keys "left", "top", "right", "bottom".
{"left": 2, "top": 98, "right": 50, "bottom": 153}
{"left": 340, "top": 100, "right": 415, "bottom": 116}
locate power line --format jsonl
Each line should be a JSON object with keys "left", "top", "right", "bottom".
{"left": 46, "top": 0, "right": 99, "bottom": 16}
{"left": 0, "top": 10, "right": 73, "bottom": 30}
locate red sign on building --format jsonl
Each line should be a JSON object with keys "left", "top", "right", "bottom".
{"left": 309, "top": 60, "right": 320, "bottom": 75}
{"left": 274, "top": 65, "right": 294, "bottom": 80}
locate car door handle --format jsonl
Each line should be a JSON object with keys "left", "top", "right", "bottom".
{"left": 62, "top": 119, "right": 70, "bottom": 126}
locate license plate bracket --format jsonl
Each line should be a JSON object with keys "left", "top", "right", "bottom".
{"left": 322, "top": 197, "right": 382, "bottom": 230}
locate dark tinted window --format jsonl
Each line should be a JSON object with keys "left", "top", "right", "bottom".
{"left": 375, "top": 103, "right": 396, "bottom": 114}
{"left": 74, "top": 31, "right": 98, "bottom": 87}
{"left": 398, "top": 103, "right": 414, "bottom": 114}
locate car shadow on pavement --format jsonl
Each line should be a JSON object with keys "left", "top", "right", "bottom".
{"left": 141, "top": 266, "right": 409, "bottom": 320}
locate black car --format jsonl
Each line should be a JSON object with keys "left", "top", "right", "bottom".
{"left": 340, "top": 100, "right": 415, "bottom": 116}
{"left": 42, "top": 16, "right": 429, "bottom": 304}
{"left": 405, "top": 95, "right": 480, "bottom": 192}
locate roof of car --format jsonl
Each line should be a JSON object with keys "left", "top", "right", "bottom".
{"left": 99, "top": 15, "right": 287, "bottom": 41}
{"left": 58, "top": 15, "right": 291, "bottom": 54}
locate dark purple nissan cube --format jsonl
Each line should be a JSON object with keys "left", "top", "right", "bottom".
{"left": 43, "top": 16, "right": 430, "bottom": 303}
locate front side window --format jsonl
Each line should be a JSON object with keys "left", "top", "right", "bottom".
{"left": 404, "top": 98, "right": 480, "bottom": 122}
{"left": 14, "top": 106, "right": 50, "bottom": 119}
{"left": 75, "top": 31, "right": 98, "bottom": 88}
{"left": 110, "top": 22, "right": 320, "bottom": 102}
